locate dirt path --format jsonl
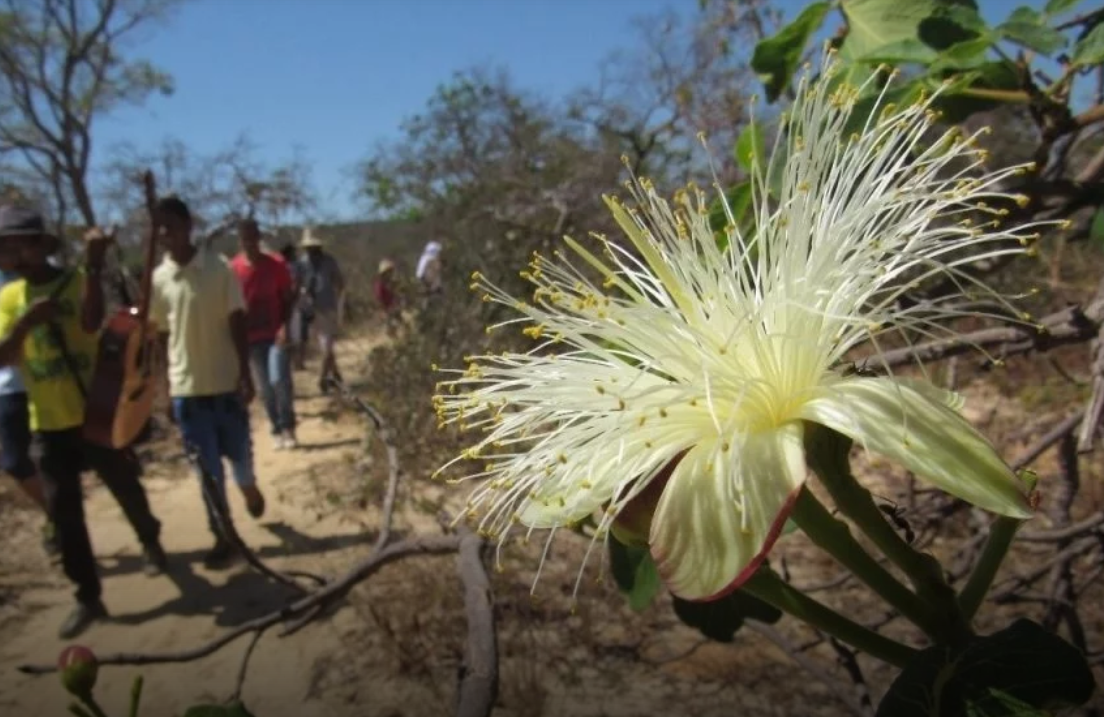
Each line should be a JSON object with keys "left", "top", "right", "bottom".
{"left": 0, "top": 343, "right": 380, "bottom": 717}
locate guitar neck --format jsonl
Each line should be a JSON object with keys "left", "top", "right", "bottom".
{"left": 135, "top": 170, "right": 159, "bottom": 343}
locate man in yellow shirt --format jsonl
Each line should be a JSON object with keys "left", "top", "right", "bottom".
{"left": 0, "top": 206, "right": 165, "bottom": 639}
{"left": 151, "top": 197, "right": 265, "bottom": 568}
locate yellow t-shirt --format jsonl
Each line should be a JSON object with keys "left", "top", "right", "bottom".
{"left": 0, "top": 269, "right": 97, "bottom": 431}
{"left": 151, "top": 248, "right": 245, "bottom": 397}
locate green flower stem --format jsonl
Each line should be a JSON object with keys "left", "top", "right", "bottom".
{"left": 67, "top": 705, "right": 96, "bottom": 717}
{"left": 791, "top": 487, "right": 941, "bottom": 638}
{"left": 129, "top": 675, "right": 145, "bottom": 717}
{"left": 76, "top": 693, "right": 111, "bottom": 717}
{"left": 743, "top": 568, "right": 918, "bottom": 669}
{"left": 806, "top": 426, "right": 972, "bottom": 646}
{"left": 958, "top": 516, "right": 1022, "bottom": 621}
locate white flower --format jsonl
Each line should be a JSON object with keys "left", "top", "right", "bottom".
{"left": 434, "top": 54, "right": 1041, "bottom": 602}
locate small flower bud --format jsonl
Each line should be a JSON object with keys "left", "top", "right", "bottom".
{"left": 57, "top": 645, "right": 98, "bottom": 698}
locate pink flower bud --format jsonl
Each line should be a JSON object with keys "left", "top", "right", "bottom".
{"left": 58, "top": 645, "right": 98, "bottom": 698}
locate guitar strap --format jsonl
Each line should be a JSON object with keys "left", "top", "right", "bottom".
{"left": 40, "top": 268, "right": 89, "bottom": 400}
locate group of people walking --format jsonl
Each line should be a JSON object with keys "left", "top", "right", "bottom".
{"left": 0, "top": 200, "right": 348, "bottom": 641}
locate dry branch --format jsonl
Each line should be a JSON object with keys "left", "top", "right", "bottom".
{"left": 454, "top": 532, "right": 498, "bottom": 717}
{"left": 860, "top": 298, "right": 1104, "bottom": 372}
{"left": 17, "top": 534, "right": 463, "bottom": 675}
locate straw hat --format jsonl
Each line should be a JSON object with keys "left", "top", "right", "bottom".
{"left": 300, "top": 227, "right": 324, "bottom": 248}
{"left": 378, "top": 258, "right": 395, "bottom": 275}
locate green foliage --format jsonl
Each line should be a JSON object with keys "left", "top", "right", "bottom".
{"left": 734, "top": 121, "right": 767, "bottom": 174}
{"left": 608, "top": 536, "right": 662, "bottom": 612}
{"left": 876, "top": 619, "right": 1095, "bottom": 716}
{"left": 1090, "top": 207, "right": 1104, "bottom": 245}
{"left": 1072, "top": 22, "right": 1104, "bottom": 67}
{"left": 671, "top": 589, "right": 782, "bottom": 643}
{"left": 750, "top": 2, "right": 831, "bottom": 102}
{"left": 996, "top": 7, "right": 1067, "bottom": 54}
{"left": 750, "top": 0, "right": 1101, "bottom": 130}
{"left": 1044, "top": 0, "right": 1085, "bottom": 16}
{"left": 841, "top": 0, "right": 948, "bottom": 60}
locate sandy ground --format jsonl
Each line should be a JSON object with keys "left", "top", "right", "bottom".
{"left": 0, "top": 341, "right": 382, "bottom": 717}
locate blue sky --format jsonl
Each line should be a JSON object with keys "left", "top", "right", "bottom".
{"left": 94, "top": 0, "right": 1050, "bottom": 220}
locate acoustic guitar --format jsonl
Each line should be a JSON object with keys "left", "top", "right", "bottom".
{"left": 83, "top": 170, "right": 160, "bottom": 449}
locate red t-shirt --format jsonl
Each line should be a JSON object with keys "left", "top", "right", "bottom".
{"left": 373, "top": 276, "right": 397, "bottom": 311}
{"left": 230, "top": 252, "right": 293, "bottom": 344}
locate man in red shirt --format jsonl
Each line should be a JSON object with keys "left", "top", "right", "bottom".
{"left": 373, "top": 258, "right": 402, "bottom": 337}
{"left": 230, "top": 219, "right": 298, "bottom": 449}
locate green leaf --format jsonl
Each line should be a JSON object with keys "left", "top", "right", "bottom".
{"left": 734, "top": 121, "right": 767, "bottom": 174}
{"left": 932, "top": 62, "right": 1022, "bottom": 123}
{"left": 750, "top": 1, "right": 831, "bottom": 102}
{"left": 845, "top": 77, "right": 929, "bottom": 135}
{"left": 709, "top": 182, "right": 754, "bottom": 253}
{"left": 841, "top": 0, "right": 940, "bottom": 59}
{"left": 918, "top": 4, "right": 987, "bottom": 50}
{"left": 930, "top": 36, "right": 995, "bottom": 70}
{"left": 997, "top": 8, "right": 1067, "bottom": 54}
{"left": 1044, "top": 0, "right": 1085, "bottom": 17}
{"left": 608, "top": 536, "right": 662, "bottom": 612}
{"left": 1072, "top": 22, "right": 1104, "bottom": 67}
{"left": 856, "top": 38, "right": 939, "bottom": 64}
{"left": 183, "top": 704, "right": 256, "bottom": 717}
{"left": 1090, "top": 207, "right": 1104, "bottom": 245}
{"left": 709, "top": 183, "right": 753, "bottom": 252}
{"left": 876, "top": 619, "right": 1095, "bottom": 717}
{"left": 1007, "top": 6, "right": 1042, "bottom": 23}
{"left": 672, "top": 590, "right": 782, "bottom": 643}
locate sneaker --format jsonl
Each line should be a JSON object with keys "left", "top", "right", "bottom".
{"left": 142, "top": 542, "right": 168, "bottom": 576}
{"left": 242, "top": 485, "right": 266, "bottom": 519}
{"left": 202, "top": 539, "right": 236, "bottom": 569}
{"left": 282, "top": 430, "right": 298, "bottom": 449}
{"left": 273, "top": 434, "right": 288, "bottom": 451}
{"left": 58, "top": 600, "right": 107, "bottom": 640}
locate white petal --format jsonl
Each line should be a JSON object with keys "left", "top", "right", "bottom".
{"left": 893, "top": 376, "right": 966, "bottom": 413}
{"left": 649, "top": 424, "right": 806, "bottom": 601}
{"left": 799, "top": 378, "right": 1031, "bottom": 518}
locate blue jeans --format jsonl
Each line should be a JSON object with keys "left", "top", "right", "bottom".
{"left": 172, "top": 393, "right": 255, "bottom": 532}
{"left": 249, "top": 341, "right": 296, "bottom": 435}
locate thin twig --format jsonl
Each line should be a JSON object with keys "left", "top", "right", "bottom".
{"left": 1019, "top": 511, "right": 1104, "bottom": 542}
{"left": 745, "top": 621, "right": 870, "bottom": 717}
{"left": 325, "top": 376, "right": 402, "bottom": 552}
{"left": 858, "top": 293, "right": 1104, "bottom": 371}
{"left": 229, "top": 627, "right": 266, "bottom": 704}
{"left": 828, "top": 638, "right": 875, "bottom": 717}
{"left": 1012, "top": 409, "right": 1086, "bottom": 471}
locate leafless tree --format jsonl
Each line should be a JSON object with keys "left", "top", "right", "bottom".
{"left": 0, "top": 0, "right": 182, "bottom": 232}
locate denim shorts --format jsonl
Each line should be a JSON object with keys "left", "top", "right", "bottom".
{"left": 0, "top": 392, "right": 35, "bottom": 480}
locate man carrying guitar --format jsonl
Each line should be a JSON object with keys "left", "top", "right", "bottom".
{"left": 0, "top": 206, "right": 166, "bottom": 640}
{"left": 150, "top": 197, "right": 266, "bottom": 568}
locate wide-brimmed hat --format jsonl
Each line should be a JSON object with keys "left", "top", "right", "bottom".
{"left": 0, "top": 206, "right": 59, "bottom": 252}
{"left": 378, "top": 258, "right": 395, "bottom": 275}
{"left": 0, "top": 206, "right": 55, "bottom": 239}
{"left": 300, "top": 227, "right": 324, "bottom": 248}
